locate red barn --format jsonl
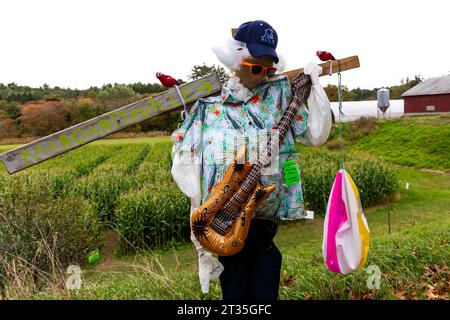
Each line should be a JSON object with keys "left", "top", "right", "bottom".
{"left": 402, "top": 75, "right": 450, "bottom": 114}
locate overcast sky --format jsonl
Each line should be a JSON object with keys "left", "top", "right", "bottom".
{"left": 1, "top": 0, "right": 449, "bottom": 90}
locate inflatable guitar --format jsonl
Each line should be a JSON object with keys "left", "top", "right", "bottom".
{"left": 191, "top": 72, "right": 312, "bottom": 256}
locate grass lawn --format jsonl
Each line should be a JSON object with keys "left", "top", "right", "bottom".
{"left": 334, "top": 114, "right": 450, "bottom": 172}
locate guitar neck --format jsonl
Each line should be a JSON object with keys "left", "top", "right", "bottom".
{"left": 232, "top": 73, "right": 311, "bottom": 203}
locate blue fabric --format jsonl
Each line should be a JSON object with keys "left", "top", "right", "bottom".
{"left": 234, "top": 20, "right": 279, "bottom": 63}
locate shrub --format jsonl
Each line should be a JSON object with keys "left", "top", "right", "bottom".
{"left": 326, "top": 116, "right": 379, "bottom": 149}
{"left": 348, "top": 116, "right": 379, "bottom": 142}
{"left": 349, "top": 159, "right": 399, "bottom": 207}
{"left": 0, "top": 174, "right": 104, "bottom": 292}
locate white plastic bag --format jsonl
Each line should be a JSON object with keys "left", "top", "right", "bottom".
{"left": 170, "top": 148, "right": 201, "bottom": 199}
{"left": 189, "top": 202, "right": 224, "bottom": 293}
{"left": 299, "top": 63, "right": 332, "bottom": 147}
{"left": 198, "top": 251, "right": 225, "bottom": 293}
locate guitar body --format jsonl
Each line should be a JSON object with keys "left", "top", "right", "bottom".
{"left": 191, "top": 148, "right": 275, "bottom": 256}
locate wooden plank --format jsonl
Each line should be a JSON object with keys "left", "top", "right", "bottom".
{"left": 135, "top": 56, "right": 359, "bottom": 118}
{"left": 281, "top": 56, "right": 360, "bottom": 81}
{"left": 134, "top": 56, "right": 358, "bottom": 116}
{"left": 0, "top": 74, "right": 222, "bottom": 174}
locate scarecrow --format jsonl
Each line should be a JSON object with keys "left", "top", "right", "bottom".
{"left": 171, "top": 20, "right": 332, "bottom": 300}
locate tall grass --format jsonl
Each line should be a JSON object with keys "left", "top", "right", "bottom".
{"left": 0, "top": 175, "right": 104, "bottom": 298}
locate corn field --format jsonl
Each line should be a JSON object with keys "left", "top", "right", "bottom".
{"left": 0, "top": 141, "right": 399, "bottom": 260}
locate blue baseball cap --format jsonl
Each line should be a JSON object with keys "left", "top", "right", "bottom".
{"left": 234, "top": 20, "right": 279, "bottom": 63}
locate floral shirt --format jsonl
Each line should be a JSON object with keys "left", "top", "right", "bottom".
{"left": 172, "top": 75, "right": 310, "bottom": 220}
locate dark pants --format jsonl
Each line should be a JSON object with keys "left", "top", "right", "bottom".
{"left": 218, "top": 219, "right": 282, "bottom": 300}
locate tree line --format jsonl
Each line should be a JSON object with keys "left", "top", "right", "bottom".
{"left": 0, "top": 64, "right": 423, "bottom": 139}
{"left": 323, "top": 75, "right": 423, "bottom": 102}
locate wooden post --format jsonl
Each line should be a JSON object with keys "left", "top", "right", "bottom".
{"left": 281, "top": 56, "right": 360, "bottom": 82}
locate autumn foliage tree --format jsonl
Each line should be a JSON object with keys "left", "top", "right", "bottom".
{"left": 20, "top": 101, "right": 67, "bottom": 136}
{"left": 0, "top": 118, "right": 18, "bottom": 138}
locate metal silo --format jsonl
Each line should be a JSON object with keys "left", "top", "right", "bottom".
{"left": 377, "top": 88, "right": 391, "bottom": 119}
{"left": 377, "top": 88, "right": 390, "bottom": 113}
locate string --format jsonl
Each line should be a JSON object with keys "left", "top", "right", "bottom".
{"left": 174, "top": 85, "right": 188, "bottom": 120}
{"left": 337, "top": 60, "right": 345, "bottom": 170}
